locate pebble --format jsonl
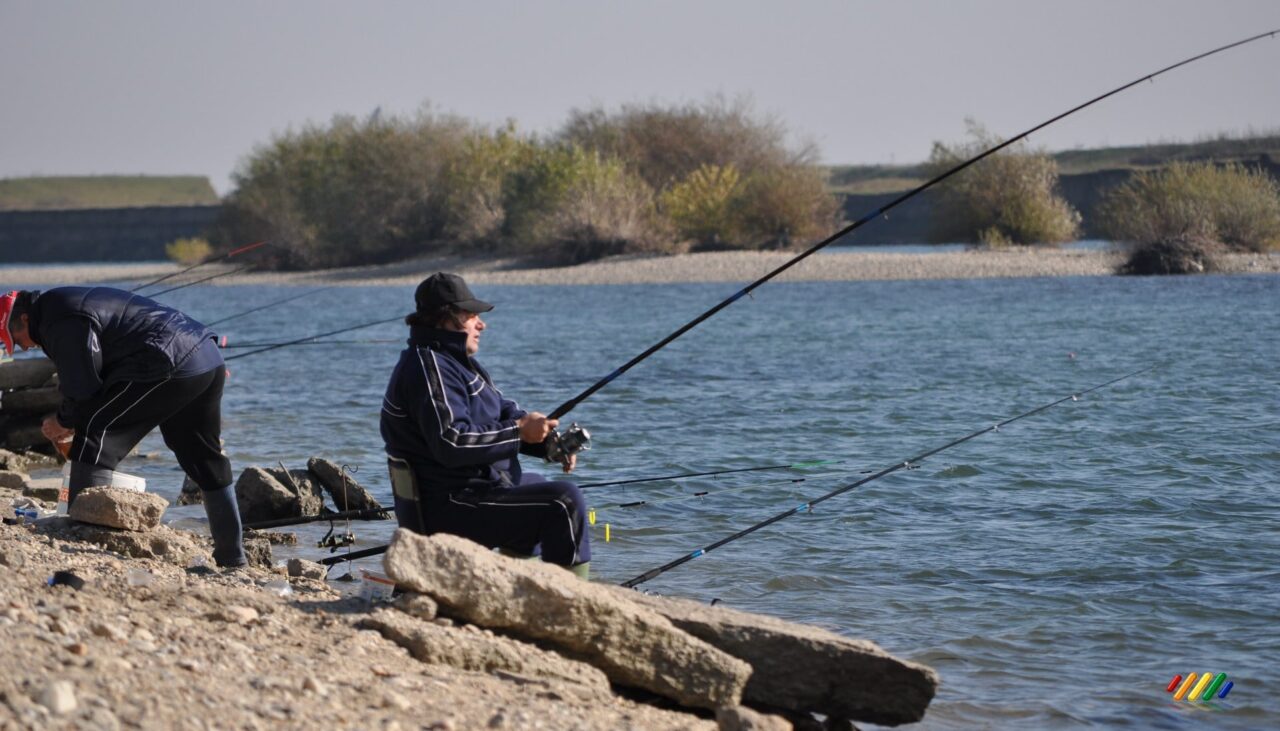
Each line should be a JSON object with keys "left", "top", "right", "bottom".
{"left": 302, "top": 676, "right": 328, "bottom": 696}
{"left": 66, "top": 642, "right": 88, "bottom": 656}
{"left": 40, "top": 680, "right": 78, "bottom": 716}
{"left": 220, "top": 606, "right": 260, "bottom": 624}
{"left": 381, "top": 691, "right": 412, "bottom": 711}
{"left": 91, "top": 623, "right": 124, "bottom": 641}
{"left": 178, "top": 658, "right": 202, "bottom": 672}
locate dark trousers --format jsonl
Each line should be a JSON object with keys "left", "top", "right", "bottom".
{"left": 69, "top": 368, "right": 232, "bottom": 494}
{"left": 399, "top": 473, "right": 591, "bottom": 566}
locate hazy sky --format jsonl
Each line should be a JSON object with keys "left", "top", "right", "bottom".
{"left": 2, "top": 1, "right": 1277, "bottom": 195}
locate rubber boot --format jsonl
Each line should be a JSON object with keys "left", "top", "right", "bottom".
{"left": 569, "top": 562, "right": 590, "bottom": 581}
{"left": 202, "top": 484, "right": 247, "bottom": 568}
{"left": 67, "top": 461, "right": 116, "bottom": 507}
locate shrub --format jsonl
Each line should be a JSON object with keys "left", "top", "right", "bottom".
{"left": 928, "top": 122, "right": 1080, "bottom": 246}
{"left": 660, "top": 164, "right": 742, "bottom": 246}
{"left": 1098, "top": 161, "right": 1280, "bottom": 252}
{"left": 729, "top": 165, "right": 839, "bottom": 249}
{"left": 439, "top": 124, "right": 537, "bottom": 244}
{"left": 502, "top": 145, "right": 665, "bottom": 263}
{"left": 1118, "top": 234, "right": 1222, "bottom": 275}
{"left": 164, "top": 237, "right": 211, "bottom": 265}
{"left": 213, "top": 109, "right": 472, "bottom": 269}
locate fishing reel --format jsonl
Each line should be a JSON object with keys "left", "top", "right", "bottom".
{"left": 544, "top": 422, "right": 591, "bottom": 467}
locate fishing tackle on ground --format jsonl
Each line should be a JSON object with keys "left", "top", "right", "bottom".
{"left": 240, "top": 506, "right": 391, "bottom": 532}
{"left": 619, "top": 366, "right": 1155, "bottom": 589}
{"left": 543, "top": 30, "right": 1278, "bottom": 425}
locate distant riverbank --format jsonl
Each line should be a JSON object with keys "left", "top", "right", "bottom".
{"left": 3, "top": 248, "right": 1279, "bottom": 288}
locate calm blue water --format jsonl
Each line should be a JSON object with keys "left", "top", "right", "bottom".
{"left": 18, "top": 270, "right": 1280, "bottom": 729}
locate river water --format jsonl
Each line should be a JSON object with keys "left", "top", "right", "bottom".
{"left": 17, "top": 269, "right": 1280, "bottom": 729}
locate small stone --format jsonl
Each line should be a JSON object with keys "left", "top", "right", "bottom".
{"left": 0, "top": 470, "right": 29, "bottom": 490}
{"left": 0, "top": 549, "right": 26, "bottom": 569}
{"left": 91, "top": 623, "right": 124, "bottom": 641}
{"left": 40, "top": 680, "right": 78, "bottom": 716}
{"left": 487, "top": 712, "right": 507, "bottom": 728}
{"left": 133, "top": 628, "right": 156, "bottom": 643}
{"left": 178, "top": 658, "right": 201, "bottom": 672}
{"left": 381, "top": 692, "right": 411, "bottom": 711}
{"left": 392, "top": 592, "right": 438, "bottom": 621}
{"left": 302, "top": 676, "right": 327, "bottom": 696}
{"left": 219, "top": 606, "right": 260, "bottom": 624}
{"left": 67, "top": 642, "right": 88, "bottom": 656}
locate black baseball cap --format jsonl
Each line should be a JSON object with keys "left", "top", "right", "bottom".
{"left": 414, "top": 272, "right": 493, "bottom": 314}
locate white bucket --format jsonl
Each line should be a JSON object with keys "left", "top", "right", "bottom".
{"left": 56, "top": 467, "right": 147, "bottom": 515}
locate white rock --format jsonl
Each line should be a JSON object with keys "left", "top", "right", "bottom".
{"left": 40, "top": 680, "right": 78, "bottom": 716}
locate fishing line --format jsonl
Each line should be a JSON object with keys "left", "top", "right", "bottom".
{"left": 206, "top": 286, "right": 336, "bottom": 326}
{"left": 619, "top": 366, "right": 1155, "bottom": 588}
{"left": 144, "top": 264, "right": 255, "bottom": 298}
{"left": 129, "top": 240, "right": 269, "bottom": 293}
{"left": 545, "top": 29, "right": 1278, "bottom": 422}
{"left": 224, "top": 315, "right": 403, "bottom": 361}
{"left": 579, "top": 458, "right": 844, "bottom": 490}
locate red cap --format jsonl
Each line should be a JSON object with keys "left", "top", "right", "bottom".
{"left": 0, "top": 291, "right": 17, "bottom": 356}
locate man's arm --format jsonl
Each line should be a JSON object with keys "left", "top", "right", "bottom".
{"left": 414, "top": 351, "right": 523, "bottom": 468}
{"left": 41, "top": 317, "right": 104, "bottom": 427}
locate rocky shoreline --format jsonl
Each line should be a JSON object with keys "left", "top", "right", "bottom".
{"left": 0, "top": 467, "right": 938, "bottom": 730}
{"left": 4, "top": 248, "right": 1278, "bottom": 289}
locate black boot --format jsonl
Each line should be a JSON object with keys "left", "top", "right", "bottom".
{"left": 202, "top": 484, "right": 246, "bottom": 568}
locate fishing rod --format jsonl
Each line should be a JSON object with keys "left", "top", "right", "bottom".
{"left": 206, "top": 286, "right": 335, "bottom": 327}
{"left": 545, "top": 29, "right": 1278, "bottom": 423}
{"left": 242, "top": 506, "right": 391, "bottom": 532}
{"left": 129, "top": 240, "right": 269, "bottom": 293}
{"left": 144, "top": 264, "right": 255, "bottom": 298}
{"left": 619, "top": 366, "right": 1155, "bottom": 588}
{"left": 224, "top": 315, "right": 403, "bottom": 361}
{"left": 578, "top": 458, "right": 843, "bottom": 490}
{"left": 220, "top": 338, "right": 397, "bottom": 349}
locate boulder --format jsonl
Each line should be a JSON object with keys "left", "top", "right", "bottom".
{"left": 0, "top": 470, "right": 29, "bottom": 490}
{"left": 35, "top": 517, "right": 209, "bottom": 566}
{"left": 0, "top": 359, "right": 57, "bottom": 389}
{"left": 383, "top": 529, "right": 751, "bottom": 710}
{"left": 176, "top": 475, "right": 203, "bottom": 505}
{"left": 307, "top": 457, "right": 384, "bottom": 512}
{"left": 264, "top": 467, "right": 326, "bottom": 516}
{"left": 361, "top": 608, "right": 612, "bottom": 692}
{"left": 0, "top": 448, "right": 28, "bottom": 472}
{"left": 287, "top": 558, "right": 327, "bottom": 580}
{"left": 617, "top": 590, "right": 937, "bottom": 726}
{"left": 69, "top": 487, "right": 167, "bottom": 532}
{"left": 234, "top": 468, "right": 304, "bottom": 523}
{"left": 243, "top": 536, "right": 273, "bottom": 568}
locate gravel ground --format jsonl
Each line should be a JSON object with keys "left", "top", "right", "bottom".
{"left": 0, "top": 484, "right": 717, "bottom": 731}
{"left": 5, "top": 249, "right": 1277, "bottom": 289}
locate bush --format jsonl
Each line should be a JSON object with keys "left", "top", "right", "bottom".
{"left": 213, "top": 109, "right": 472, "bottom": 269}
{"left": 502, "top": 145, "right": 666, "bottom": 263}
{"left": 438, "top": 124, "right": 537, "bottom": 244}
{"left": 1098, "top": 161, "right": 1280, "bottom": 252}
{"left": 563, "top": 97, "right": 836, "bottom": 249}
{"left": 928, "top": 122, "right": 1080, "bottom": 246}
{"left": 1119, "top": 234, "right": 1222, "bottom": 275}
{"left": 164, "top": 237, "right": 211, "bottom": 265}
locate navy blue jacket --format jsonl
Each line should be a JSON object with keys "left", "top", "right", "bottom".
{"left": 381, "top": 326, "right": 544, "bottom": 493}
{"left": 27, "top": 287, "right": 222, "bottom": 427}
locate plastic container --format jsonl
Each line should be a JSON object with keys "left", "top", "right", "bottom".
{"left": 358, "top": 570, "right": 396, "bottom": 602}
{"left": 56, "top": 467, "right": 147, "bottom": 515}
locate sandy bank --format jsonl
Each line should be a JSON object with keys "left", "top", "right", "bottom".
{"left": 4, "top": 249, "right": 1278, "bottom": 288}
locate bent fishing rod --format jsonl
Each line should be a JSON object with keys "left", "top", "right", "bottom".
{"left": 129, "top": 240, "right": 269, "bottom": 293}
{"left": 546, "top": 29, "right": 1277, "bottom": 423}
{"left": 620, "top": 366, "right": 1155, "bottom": 588}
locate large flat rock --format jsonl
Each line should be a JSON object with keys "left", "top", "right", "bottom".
{"left": 69, "top": 487, "right": 167, "bottom": 532}
{"left": 307, "top": 457, "right": 383, "bottom": 512}
{"left": 383, "top": 529, "right": 751, "bottom": 710}
{"left": 617, "top": 589, "right": 938, "bottom": 726}
{"left": 361, "top": 608, "right": 612, "bottom": 693}
{"left": 35, "top": 517, "right": 209, "bottom": 566}
{"left": 234, "top": 467, "right": 317, "bottom": 522}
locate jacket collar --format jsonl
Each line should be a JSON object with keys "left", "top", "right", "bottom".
{"left": 408, "top": 325, "right": 470, "bottom": 363}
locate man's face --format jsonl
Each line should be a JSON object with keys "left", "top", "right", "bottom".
{"left": 453, "top": 312, "right": 485, "bottom": 355}
{"left": 9, "top": 314, "right": 36, "bottom": 351}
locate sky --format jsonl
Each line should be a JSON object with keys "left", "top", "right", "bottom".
{"left": 1, "top": 1, "right": 1277, "bottom": 195}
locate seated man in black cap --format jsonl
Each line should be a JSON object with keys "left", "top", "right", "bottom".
{"left": 380, "top": 272, "right": 591, "bottom": 578}
{"left": 1, "top": 287, "right": 246, "bottom": 568}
